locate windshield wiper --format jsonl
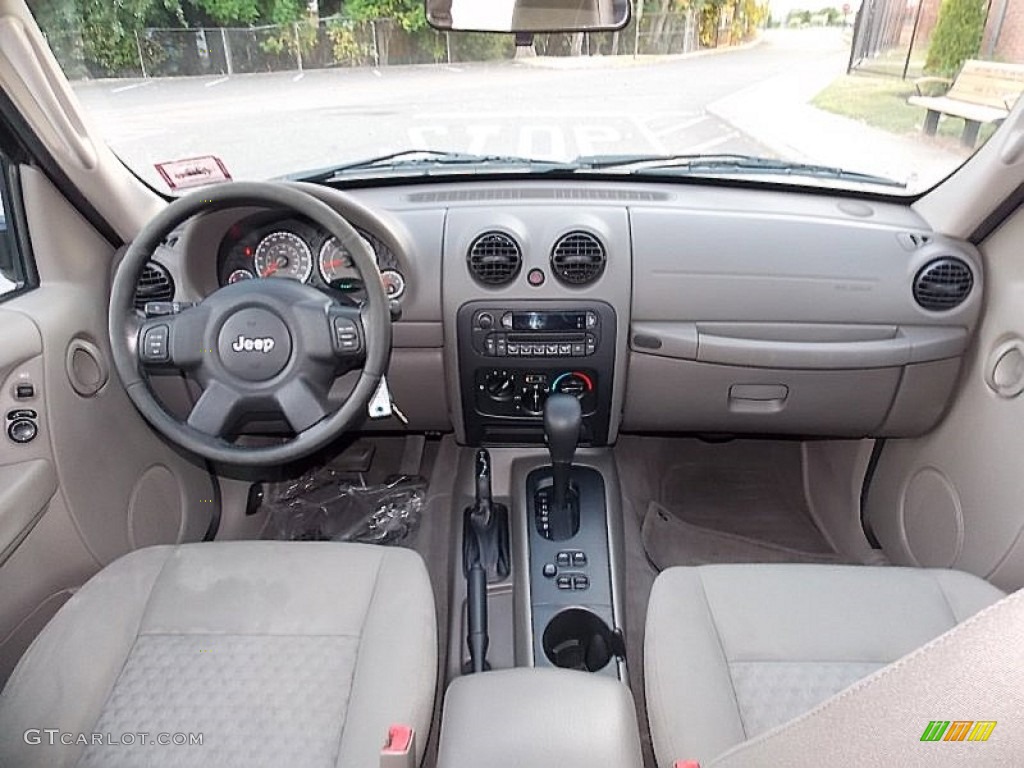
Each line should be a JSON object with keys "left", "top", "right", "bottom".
{"left": 573, "top": 153, "right": 905, "bottom": 188}
{"left": 290, "top": 150, "right": 576, "bottom": 182}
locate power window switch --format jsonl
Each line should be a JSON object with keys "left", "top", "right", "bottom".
{"left": 572, "top": 575, "right": 590, "bottom": 591}
{"left": 556, "top": 575, "right": 573, "bottom": 590}
{"left": 556, "top": 551, "right": 571, "bottom": 567}
{"left": 572, "top": 551, "right": 587, "bottom": 567}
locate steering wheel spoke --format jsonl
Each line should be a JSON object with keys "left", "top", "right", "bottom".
{"left": 275, "top": 378, "right": 331, "bottom": 433}
{"left": 187, "top": 380, "right": 242, "bottom": 437}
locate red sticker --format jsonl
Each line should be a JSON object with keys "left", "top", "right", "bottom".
{"left": 154, "top": 156, "right": 232, "bottom": 190}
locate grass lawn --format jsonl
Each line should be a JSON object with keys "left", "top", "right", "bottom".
{"left": 812, "top": 73, "right": 997, "bottom": 145}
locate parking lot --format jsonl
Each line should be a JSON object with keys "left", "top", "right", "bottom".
{"left": 72, "top": 31, "right": 850, "bottom": 187}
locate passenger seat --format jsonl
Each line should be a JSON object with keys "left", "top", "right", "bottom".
{"left": 644, "top": 564, "right": 1010, "bottom": 766}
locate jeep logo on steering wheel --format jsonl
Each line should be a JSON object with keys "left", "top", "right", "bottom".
{"left": 231, "top": 335, "right": 276, "bottom": 354}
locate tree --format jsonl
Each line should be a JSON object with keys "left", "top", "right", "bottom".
{"left": 343, "top": 0, "right": 427, "bottom": 32}
{"left": 925, "top": 0, "right": 987, "bottom": 77}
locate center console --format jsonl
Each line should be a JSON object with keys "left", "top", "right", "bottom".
{"left": 457, "top": 300, "right": 617, "bottom": 446}
{"left": 448, "top": 291, "right": 629, "bottom": 743}
{"left": 436, "top": 668, "right": 643, "bottom": 768}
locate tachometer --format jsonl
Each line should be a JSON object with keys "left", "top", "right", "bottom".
{"left": 319, "top": 236, "right": 369, "bottom": 291}
{"left": 253, "top": 231, "right": 313, "bottom": 281}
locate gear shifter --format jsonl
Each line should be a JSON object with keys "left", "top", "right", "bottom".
{"left": 542, "top": 394, "right": 582, "bottom": 540}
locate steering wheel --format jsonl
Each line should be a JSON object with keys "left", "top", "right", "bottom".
{"left": 109, "top": 182, "right": 392, "bottom": 467}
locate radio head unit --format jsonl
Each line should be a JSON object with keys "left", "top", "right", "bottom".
{"left": 505, "top": 310, "right": 597, "bottom": 332}
{"left": 470, "top": 309, "right": 601, "bottom": 359}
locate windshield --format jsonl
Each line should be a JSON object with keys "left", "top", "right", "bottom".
{"left": 28, "top": 0, "right": 1023, "bottom": 194}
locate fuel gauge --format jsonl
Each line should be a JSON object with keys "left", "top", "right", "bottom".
{"left": 380, "top": 269, "right": 406, "bottom": 299}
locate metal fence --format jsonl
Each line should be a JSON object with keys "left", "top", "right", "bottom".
{"left": 847, "top": 0, "right": 926, "bottom": 79}
{"left": 45, "top": 12, "right": 704, "bottom": 80}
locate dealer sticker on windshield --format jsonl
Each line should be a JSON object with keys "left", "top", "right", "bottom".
{"left": 154, "top": 156, "right": 232, "bottom": 190}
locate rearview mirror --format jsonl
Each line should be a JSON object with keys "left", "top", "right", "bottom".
{"left": 426, "top": 0, "right": 630, "bottom": 33}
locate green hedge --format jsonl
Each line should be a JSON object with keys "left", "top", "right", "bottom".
{"left": 925, "top": 0, "right": 987, "bottom": 78}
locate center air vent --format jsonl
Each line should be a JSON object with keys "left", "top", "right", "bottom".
{"left": 913, "top": 257, "right": 973, "bottom": 311}
{"left": 468, "top": 232, "right": 522, "bottom": 286}
{"left": 551, "top": 231, "right": 606, "bottom": 286}
{"left": 134, "top": 262, "right": 175, "bottom": 310}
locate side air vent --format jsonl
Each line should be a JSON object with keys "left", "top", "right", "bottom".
{"left": 134, "top": 262, "right": 175, "bottom": 310}
{"left": 551, "top": 231, "right": 606, "bottom": 286}
{"left": 913, "top": 257, "right": 973, "bottom": 311}
{"left": 467, "top": 232, "right": 522, "bottom": 286}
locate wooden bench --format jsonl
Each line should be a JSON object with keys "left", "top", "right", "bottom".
{"left": 908, "top": 60, "right": 1024, "bottom": 147}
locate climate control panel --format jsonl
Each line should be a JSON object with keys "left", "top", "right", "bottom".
{"left": 475, "top": 368, "right": 598, "bottom": 418}
{"left": 458, "top": 300, "right": 616, "bottom": 446}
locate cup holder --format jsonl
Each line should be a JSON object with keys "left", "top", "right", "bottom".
{"left": 542, "top": 608, "right": 624, "bottom": 672}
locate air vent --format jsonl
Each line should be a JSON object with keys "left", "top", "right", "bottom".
{"left": 134, "top": 262, "right": 175, "bottom": 310}
{"left": 913, "top": 257, "right": 973, "bottom": 311}
{"left": 467, "top": 232, "right": 522, "bottom": 285}
{"left": 551, "top": 231, "right": 606, "bottom": 286}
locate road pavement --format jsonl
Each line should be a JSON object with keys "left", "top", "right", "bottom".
{"left": 73, "top": 29, "right": 859, "bottom": 188}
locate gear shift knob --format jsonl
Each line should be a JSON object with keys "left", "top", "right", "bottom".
{"left": 544, "top": 394, "right": 581, "bottom": 465}
{"left": 544, "top": 394, "right": 581, "bottom": 519}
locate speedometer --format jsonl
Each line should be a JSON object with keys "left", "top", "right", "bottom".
{"left": 253, "top": 231, "right": 313, "bottom": 282}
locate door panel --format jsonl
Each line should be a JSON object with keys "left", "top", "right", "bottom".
{"left": 0, "top": 309, "right": 53, "bottom": 562}
{"left": 0, "top": 167, "right": 217, "bottom": 683}
{"left": 866, "top": 204, "right": 1024, "bottom": 591}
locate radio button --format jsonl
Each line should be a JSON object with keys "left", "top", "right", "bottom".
{"left": 586, "top": 312, "right": 598, "bottom": 329}
{"left": 545, "top": 343, "right": 559, "bottom": 355}
{"left": 496, "top": 338, "right": 507, "bottom": 356}
{"left": 507, "top": 343, "right": 519, "bottom": 355}
{"left": 571, "top": 342, "right": 585, "bottom": 356}
{"left": 558, "top": 343, "right": 572, "bottom": 355}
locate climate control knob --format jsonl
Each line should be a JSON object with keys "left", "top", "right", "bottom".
{"left": 521, "top": 384, "right": 549, "bottom": 415}
{"left": 484, "top": 370, "right": 516, "bottom": 402}
{"left": 552, "top": 371, "right": 594, "bottom": 398}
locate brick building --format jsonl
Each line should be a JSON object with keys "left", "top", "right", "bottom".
{"left": 983, "top": 0, "right": 1024, "bottom": 62}
{"left": 907, "top": 0, "right": 1024, "bottom": 64}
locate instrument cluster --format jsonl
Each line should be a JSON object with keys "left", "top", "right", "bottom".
{"left": 216, "top": 212, "right": 405, "bottom": 299}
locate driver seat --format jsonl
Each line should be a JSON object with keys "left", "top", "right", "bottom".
{"left": 0, "top": 541, "right": 437, "bottom": 768}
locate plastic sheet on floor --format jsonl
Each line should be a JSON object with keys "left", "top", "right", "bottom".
{"left": 266, "top": 470, "right": 426, "bottom": 545}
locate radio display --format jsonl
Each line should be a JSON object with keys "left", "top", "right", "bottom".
{"left": 511, "top": 311, "right": 587, "bottom": 332}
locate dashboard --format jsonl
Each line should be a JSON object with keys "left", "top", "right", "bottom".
{"left": 215, "top": 211, "right": 406, "bottom": 300}
{"left": 157, "top": 180, "right": 983, "bottom": 444}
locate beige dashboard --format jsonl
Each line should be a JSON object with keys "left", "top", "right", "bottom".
{"left": 153, "top": 180, "right": 981, "bottom": 442}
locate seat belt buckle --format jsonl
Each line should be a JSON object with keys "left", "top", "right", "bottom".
{"left": 380, "top": 724, "right": 416, "bottom": 768}
{"left": 674, "top": 761, "right": 701, "bottom": 768}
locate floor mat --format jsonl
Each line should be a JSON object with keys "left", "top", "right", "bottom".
{"left": 642, "top": 501, "right": 850, "bottom": 569}
{"left": 658, "top": 439, "right": 835, "bottom": 554}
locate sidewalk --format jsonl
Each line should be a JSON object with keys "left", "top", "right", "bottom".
{"left": 707, "top": 48, "right": 965, "bottom": 188}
